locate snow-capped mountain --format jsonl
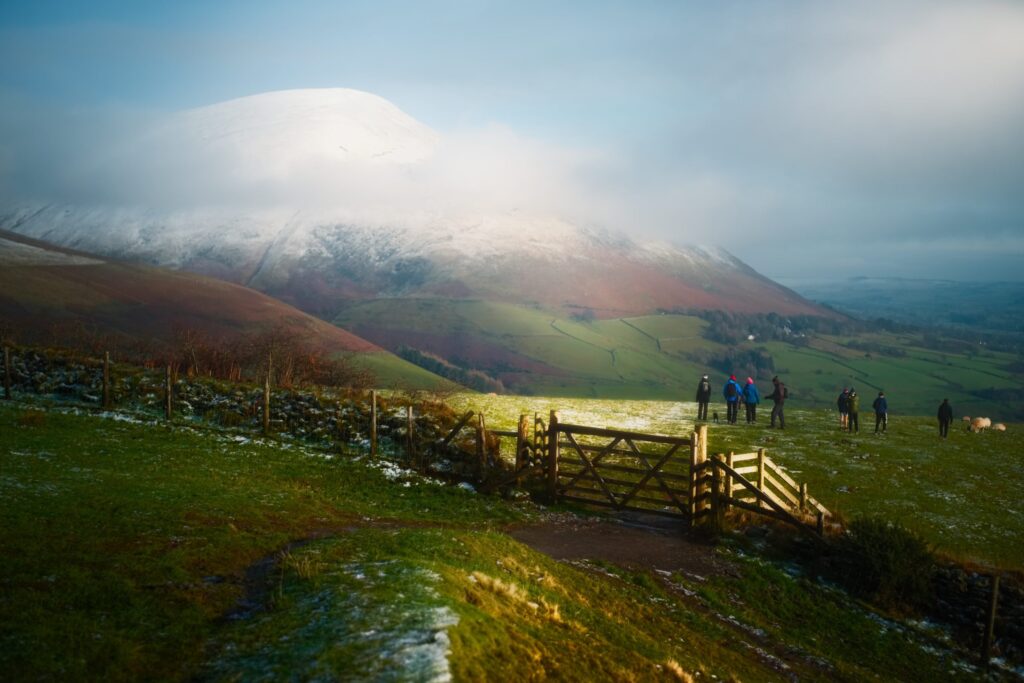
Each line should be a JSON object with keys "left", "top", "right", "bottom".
{"left": 1, "top": 88, "right": 828, "bottom": 319}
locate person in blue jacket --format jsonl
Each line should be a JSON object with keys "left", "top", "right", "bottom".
{"left": 723, "top": 374, "right": 742, "bottom": 424}
{"left": 743, "top": 377, "right": 760, "bottom": 424}
{"left": 872, "top": 391, "right": 888, "bottom": 433}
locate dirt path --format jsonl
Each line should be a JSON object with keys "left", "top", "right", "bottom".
{"left": 508, "top": 512, "right": 737, "bottom": 578}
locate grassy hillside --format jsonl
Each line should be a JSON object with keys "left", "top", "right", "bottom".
{"left": 0, "top": 236, "right": 452, "bottom": 392}
{"left": 0, "top": 402, "right": 993, "bottom": 681}
{"left": 337, "top": 299, "right": 1022, "bottom": 417}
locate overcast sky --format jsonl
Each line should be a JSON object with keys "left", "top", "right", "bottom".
{"left": 2, "top": 0, "right": 1023, "bottom": 281}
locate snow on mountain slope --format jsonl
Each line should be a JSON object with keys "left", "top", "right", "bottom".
{"left": 0, "top": 88, "right": 831, "bottom": 319}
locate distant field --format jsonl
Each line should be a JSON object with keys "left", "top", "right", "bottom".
{"left": 338, "top": 300, "right": 1022, "bottom": 419}
{"left": 448, "top": 393, "right": 1024, "bottom": 569}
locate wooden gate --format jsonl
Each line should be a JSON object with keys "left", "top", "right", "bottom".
{"left": 492, "top": 411, "right": 830, "bottom": 535}
{"left": 547, "top": 412, "right": 699, "bottom": 519}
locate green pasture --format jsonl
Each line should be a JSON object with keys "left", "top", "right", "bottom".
{"left": 333, "top": 301, "right": 1020, "bottom": 418}
{"left": 0, "top": 402, "right": 990, "bottom": 681}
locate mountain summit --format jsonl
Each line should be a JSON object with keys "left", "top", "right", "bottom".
{"left": 1, "top": 88, "right": 829, "bottom": 319}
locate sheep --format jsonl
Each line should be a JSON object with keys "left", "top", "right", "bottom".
{"left": 970, "top": 417, "right": 992, "bottom": 433}
{"left": 993, "top": 423, "right": 1007, "bottom": 432}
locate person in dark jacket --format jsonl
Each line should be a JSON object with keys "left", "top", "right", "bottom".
{"left": 768, "top": 376, "right": 786, "bottom": 429}
{"left": 937, "top": 398, "right": 954, "bottom": 438}
{"left": 723, "top": 375, "right": 742, "bottom": 424}
{"left": 695, "top": 375, "right": 712, "bottom": 421}
{"left": 743, "top": 377, "right": 760, "bottom": 424}
{"left": 837, "top": 388, "right": 850, "bottom": 430}
{"left": 872, "top": 391, "right": 888, "bottom": 433}
{"left": 847, "top": 388, "right": 860, "bottom": 433}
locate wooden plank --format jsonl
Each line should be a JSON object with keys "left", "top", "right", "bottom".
{"left": 489, "top": 429, "right": 518, "bottom": 438}
{"left": 730, "top": 452, "right": 759, "bottom": 463}
{"left": 711, "top": 459, "right": 823, "bottom": 540}
{"left": 763, "top": 456, "right": 801, "bottom": 491}
{"left": 733, "top": 465, "right": 758, "bottom": 476}
{"left": 560, "top": 432, "right": 622, "bottom": 497}
{"left": 619, "top": 438, "right": 686, "bottom": 511}
{"left": 728, "top": 497, "right": 807, "bottom": 523}
{"left": 561, "top": 436, "right": 614, "bottom": 505}
{"left": 557, "top": 422, "right": 691, "bottom": 446}
{"left": 806, "top": 496, "right": 831, "bottom": 517}
{"left": 439, "top": 411, "right": 475, "bottom": 448}
{"left": 763, "top": 472, "right": 800, "bottom": 507}
{"left": 555, "top": 442, "right": 683, "bottom": 459}
{"left": 558, "top": 495, "right": 688, "bottom": 518}
{"left": 561, "top": 486, "right": 683, "bottom": 509}
{"left": 556, "top": 459, "right": 690, "bottom": 482}
{"left": 558, "top": 471, "right": 686, "bottom": 493}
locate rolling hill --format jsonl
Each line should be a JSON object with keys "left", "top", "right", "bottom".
{"left": 0, "top": 231, "right": 449, "bottom": 389}
{"left": 335, "top": 298, "right": 1022, "bottom": 419}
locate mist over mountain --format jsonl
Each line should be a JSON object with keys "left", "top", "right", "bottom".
{"left": 1, "top": 88, "right": 830, "bottom": 319}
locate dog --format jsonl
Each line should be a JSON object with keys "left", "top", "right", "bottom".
{"left": 712, "top": 411, "right": 720, "bottom": 423}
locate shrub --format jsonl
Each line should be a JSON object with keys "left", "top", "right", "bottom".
{"left": 831, "top": 516, "right": 936, "bottom": 611}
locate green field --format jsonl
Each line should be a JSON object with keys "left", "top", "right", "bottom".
{"left": 335, "top": 300, "right": 1022, "bottom": 418}
{"left": 0, "top": 401, "right": 998, "bottom": 681}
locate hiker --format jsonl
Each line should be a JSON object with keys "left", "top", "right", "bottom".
{"left": 837, "top": 388, "right": 850, "bottom": 430}
{"left": 768, "top": 376, "right": 787, "bottom": 429}
{"left": 937, "top": 398, "right": 954, "bottom": 438}
{"left": 695, "top": 374, "right": 712, "bottom": 421}
{"left": 872, "top": 391, "right": 888, "bottom": 433}
{"left": 847, "top": 388, "right": 860, "bottom": 433}
{"left": 743, "top": 377, "right": 760, "bottom": 424}
{"left": 723, "top": 375, "right": 742, "bottom": 424}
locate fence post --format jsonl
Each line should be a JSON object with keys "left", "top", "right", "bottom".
{"left": 756, "top": 448, "right": 766, "bottom": 508}
{"left": 370, "top": 390, "right": 378, "bottom": 457}
{"left": 165, "top": 365, "right": 173, "bottom": 420}
{"left": 799, "top": 482, "right": 808, "bottom": 511}
{"left": 982, "top": 574, "right": 1001, "bottom": 669}
{"left": 547, "top": 410, "right": 560, "bottom": 503}
{"left": 3, "top": 346, "right": 10, "bottom": 400}
{"left": 475, "top": 413, "right": 485, "bottom": 475}
{"left": 816, "top": 511, "right": 825, "bottom": 536}
{"left": 516, "top": 417, "right": 524, "bottom": 471}
{"left": 102, "top": 351, "right": 111, "bottom": 408}
{"left": 407, "top": 404, "right": 416, "bottom": 462}
{"left": 262, "top": 372, "right": 271, "bottom": 435}
{"left": 712, "top": 454, "right": 729, "bottom": 532}
{"left": 690, "top": 424, "right": 708, "bottom": 518}
{"left": 725, "top": 451, "right": 734, "bottom": 512}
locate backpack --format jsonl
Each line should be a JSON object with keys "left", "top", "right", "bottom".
{"left": 783, "top": 386, "right": 789, "bottom": 399}
{"left": 700, "top": 380, "right": 710, "bottom": 394}
{"left": 725, "top": 382, "right": 737, "bottom": 398}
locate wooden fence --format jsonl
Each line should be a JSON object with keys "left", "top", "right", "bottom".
{"left": 4, "top": 346, "right": 830, "bottom": 533}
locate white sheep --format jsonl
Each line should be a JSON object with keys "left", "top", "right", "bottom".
{"left": 993, "top": 423, "right": 1007, "bottom": 432}
{"left": 970, "top": 417, "right": 992, "bottom": 433}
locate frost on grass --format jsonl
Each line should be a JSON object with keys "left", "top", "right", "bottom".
{"left": 205, "top": 561, "right": 459, "bottom": 682}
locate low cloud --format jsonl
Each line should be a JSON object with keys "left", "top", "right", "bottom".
{"left": 1, "top": 0, "right": 1022, "bottom": 281}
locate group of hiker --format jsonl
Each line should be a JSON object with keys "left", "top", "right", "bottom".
{"left": 836, "top": 387, "right": 888, "bottom": 434}
{"left": 696, "top": 375, "right": 961, "bottom": 438}
{"left": 694, "top": 374, "right": 788, "bottom": 429}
